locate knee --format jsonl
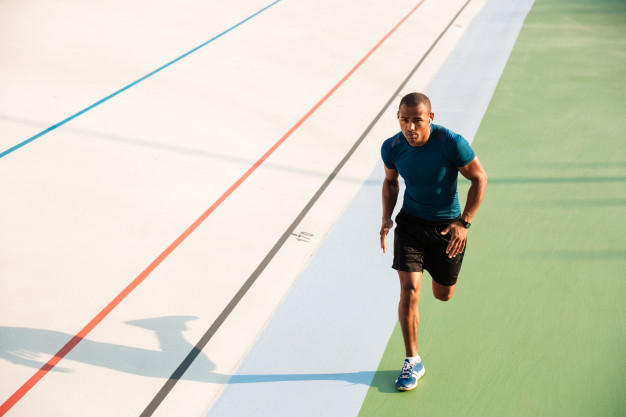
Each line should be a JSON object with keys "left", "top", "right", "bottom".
{"left": 433, "top": 286, "right": 455, "bottom": 302}
{"left": 400, "top": 284, "right": 420, "bottom": 304}
{"left": 398, "top": 271, "right": 422, "bottom": 306}
{"left": 434, "top": 292, "right": 453, "bottom": 302}
{"left": 432, "top": 281, "right": 455, "bottom": 301}
{"left": 401, "top": 282, "right": 420, "bottom": 296}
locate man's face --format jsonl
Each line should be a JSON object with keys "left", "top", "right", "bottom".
{"left": 397, "top": 103, "right": 433, "bottom": 147}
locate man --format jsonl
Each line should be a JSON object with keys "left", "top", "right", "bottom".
{"left": 380, "top": 92, "right": 487, "bottom": 391}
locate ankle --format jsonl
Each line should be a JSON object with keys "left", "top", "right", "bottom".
{"left": 405, "top": 354, "right": 421, "bottom": 364}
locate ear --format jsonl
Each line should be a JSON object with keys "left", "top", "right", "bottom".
{"left": 429, "top": 112, "right": 434, "bottom": 122}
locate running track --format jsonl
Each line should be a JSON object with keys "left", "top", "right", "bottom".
{"left": 6, "top": 0, "right": 620, "bottom": 416}
{"left": 1, "top": 0, "right": 487, "bottom": 415}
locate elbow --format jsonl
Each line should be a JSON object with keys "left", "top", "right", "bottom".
{"left": 384, "top": 178, "right": 400, "bottom": 190}
{"left": 476, "top": 172, "right": 487, "bottom": 188}
{"left": 469, "top": 172, "right": 487, "bottom": 193}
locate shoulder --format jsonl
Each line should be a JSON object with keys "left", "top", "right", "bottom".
{"left": 381, "top": 132, "right": 404, "bottom": 169}
{"left": 431, "top": 124, "right": 466, "bottom": 144}
{"left": 381, "top": 132, "right": 404, "bottom": 155}
{"left": 432, "top": 124, "right": 475, "bottom": 166}
{"left": 382, "top": 132, "right": 403, "bottom": 149}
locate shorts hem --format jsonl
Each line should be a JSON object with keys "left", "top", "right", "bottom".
{"left": 391, "top": 264, "right": 423, "bottom": 273}
{"left": 430, "top": 275, "right": 458, "bottom": 287}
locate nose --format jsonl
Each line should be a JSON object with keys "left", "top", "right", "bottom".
{"left": 408, "top": 121, "right": 417, "bottom": 130}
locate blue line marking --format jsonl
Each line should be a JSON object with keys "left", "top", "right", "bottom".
{"left": 0, "top": 0, "right": 282, "bottom": 159}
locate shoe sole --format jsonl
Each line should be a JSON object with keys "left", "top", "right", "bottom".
{"left": 395, "top": 366, "right": 425, "bottom": 392}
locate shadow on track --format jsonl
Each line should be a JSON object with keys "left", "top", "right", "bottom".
{"left": 0, "top": 316, "right": 387, "bottom": 387}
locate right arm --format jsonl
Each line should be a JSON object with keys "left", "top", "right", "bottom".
{"left": 381, "top": 165, "right": 400, "bottom": 253}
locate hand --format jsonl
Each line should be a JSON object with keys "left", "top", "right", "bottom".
{"left": 380, "top": 218, "right": 394, "bottom": 253}
{"left": 441, "top": 221, "right": 467, "bottom": 258}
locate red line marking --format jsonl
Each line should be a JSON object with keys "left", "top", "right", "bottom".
{"left": 0, "top": 1, "right": 425, "bottom": 414}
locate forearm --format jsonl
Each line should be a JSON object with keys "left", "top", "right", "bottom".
{"left": 382, "top": 179, "right": 400, "bottom": 220}
{"left": 461, "top": 176, "right": 487, "bottom": 223}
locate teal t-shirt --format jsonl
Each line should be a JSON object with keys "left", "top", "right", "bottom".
{"left": 381, "top": 124, "right": 475, "bottom": 221}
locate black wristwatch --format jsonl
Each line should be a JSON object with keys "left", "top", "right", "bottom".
{"left": 456, "top": 218, "right": 471, "bottom": 229}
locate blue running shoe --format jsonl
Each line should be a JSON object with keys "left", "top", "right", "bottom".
{"left": 395, "top": 359, "right": 425, "bottom": 391}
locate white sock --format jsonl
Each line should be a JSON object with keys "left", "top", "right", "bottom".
{"left": 406, "top": 355, "right": 421, "bottom": 364}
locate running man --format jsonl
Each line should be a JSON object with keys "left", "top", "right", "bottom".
{"left": 380, "top": 92, "right": 487, "bottom": 391}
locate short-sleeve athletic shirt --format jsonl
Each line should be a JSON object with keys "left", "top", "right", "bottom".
{"left": 381, "top": 124, "right": 475, "bottom": 221}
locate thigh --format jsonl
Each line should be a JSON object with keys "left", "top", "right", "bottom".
{"left": 392, "top": 218, "right": 425, "bottom": 273}
{"left": 432, "top": 279, "right": 456, "bottom": 301}
{"left": 423, "top": 225, "right": 465, "bottom": 287}
{"left": 398, "top": 270, "right": 423, "bottom": 293}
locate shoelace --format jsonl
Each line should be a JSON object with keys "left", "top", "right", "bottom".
{"left": 399, "top": 361, "right": 416, "bottom": 378}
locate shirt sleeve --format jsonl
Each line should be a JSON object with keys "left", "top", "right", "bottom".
{"left": 448, "top": 132, "right": 475, "bottom": 167}
{"left": 381, "top": 139, "right": 397, "bottom": 170}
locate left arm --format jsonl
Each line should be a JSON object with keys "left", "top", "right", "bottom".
{"left": 441, "top": 156, "right": 488, "bottom": 258}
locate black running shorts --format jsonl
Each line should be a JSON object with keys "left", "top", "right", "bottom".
{"left": 392, "top": 210, "right": 465, "bottom": 286}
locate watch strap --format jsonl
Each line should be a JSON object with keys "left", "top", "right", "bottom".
{"left": 456, "top": 218, "right": 471, "bottom": 228}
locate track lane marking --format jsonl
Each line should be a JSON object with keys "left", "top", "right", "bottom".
{"left": 0, "top": 0, "right": 282, "bottom": 159}
{"left": 1, "top": 0, "right": 429, "bottom": 415}
{"left": 143, "top": 0, "right": 486, "bottom": 415}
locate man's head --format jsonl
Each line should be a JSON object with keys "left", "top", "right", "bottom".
{"left": 397, "top": 92, "right": 434, "bottom": 147}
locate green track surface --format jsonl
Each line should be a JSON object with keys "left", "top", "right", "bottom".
{"left": 359, "top": 0, "right": 626, "bottom": 415}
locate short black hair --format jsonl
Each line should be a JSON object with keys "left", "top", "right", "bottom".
{"left": 399, "top": 92, "right": 431, "bottom": 113}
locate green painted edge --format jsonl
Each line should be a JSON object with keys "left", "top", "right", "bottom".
{"left": 358, "top": 0, "right": 626, "bottom": 416}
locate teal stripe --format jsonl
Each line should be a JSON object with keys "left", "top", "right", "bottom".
{"left": 0, "top": 0, "right": 282, "bottom": 159}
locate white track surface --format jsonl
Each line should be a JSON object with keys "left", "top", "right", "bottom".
{"left": 0, "top": 0, "right": 487, "bottom": 415}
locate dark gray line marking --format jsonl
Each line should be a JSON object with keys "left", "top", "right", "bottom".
{"left": 140, "top": 1, "right": 473, "bottom": 415}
